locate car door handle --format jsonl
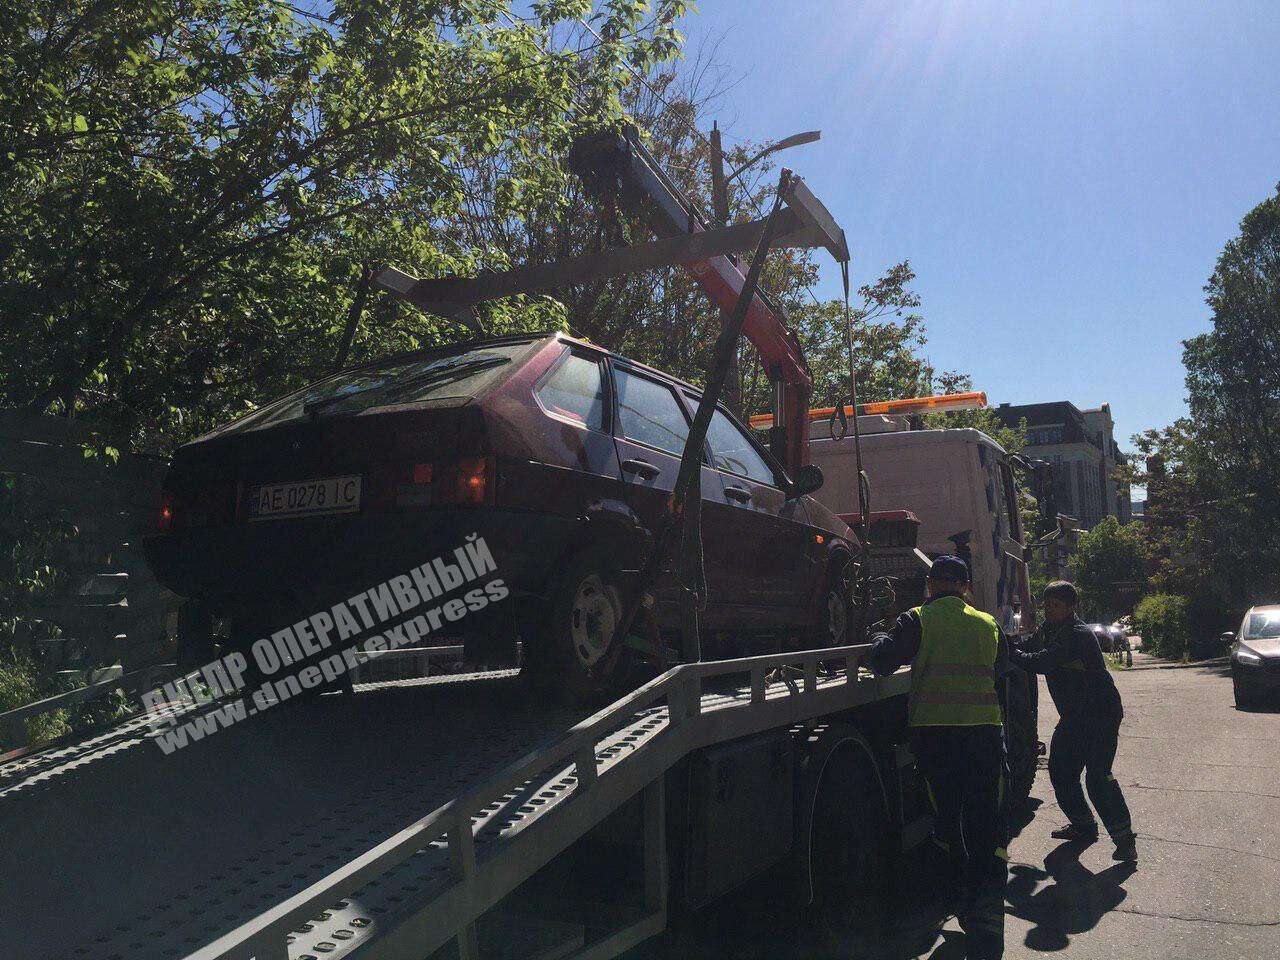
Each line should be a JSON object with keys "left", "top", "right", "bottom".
{"left": 724, "top": 485, "right": 752, "bottom": 504}
{"left": 621, "top": 458, "right": 661, "bottom": 480}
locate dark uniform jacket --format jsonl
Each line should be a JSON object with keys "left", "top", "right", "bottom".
{"left": 866, "top": 593, "right": 1010, "bottom": 682}
{"left": 1009, "top": 615, "right": 1122, "bottom": 722}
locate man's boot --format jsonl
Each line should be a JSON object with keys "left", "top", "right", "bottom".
{"left": 1112, "top": 834, "right": 1138, "bottom": 862}
{"left": 1050, "top": 822, "right": 1098, "bottom": 843}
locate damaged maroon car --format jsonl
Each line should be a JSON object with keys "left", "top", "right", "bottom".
{"left": 144, "top": 331, "right": 857, "bottom": 694}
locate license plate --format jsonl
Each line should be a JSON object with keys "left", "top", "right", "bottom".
{"left": 247, "top": 476, "right": 362, "bottom": 521}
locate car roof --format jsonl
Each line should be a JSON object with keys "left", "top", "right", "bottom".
{"left": 344, "top": 331, "right": 554, "bottom": 373}
{"left": 347, "top": 330, "right": 709, "bottom": 395}
{"left": 556, "top": 333, "right": 711, "bottom": 394}
{"left": 1246, "top": 604, "right": 1280, "bottom": 615}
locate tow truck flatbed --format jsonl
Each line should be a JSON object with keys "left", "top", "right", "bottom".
{"left": 2, "top": 649, "right": 912, "bottom": 960}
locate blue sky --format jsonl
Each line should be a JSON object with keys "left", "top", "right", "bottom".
{"left": 676, "top": 1, "right": 1280, "bottom": 449}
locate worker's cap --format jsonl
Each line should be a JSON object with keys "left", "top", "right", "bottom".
{"left": 928, "top": 556, "right": 969, "bottom": 583}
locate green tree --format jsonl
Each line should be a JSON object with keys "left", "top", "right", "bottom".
{"left": 0, "top": 0, "right": 687, "bottom": 451}
{"left": 1133, "top": 593, "right": 1190, "bottom": 660}
{"left": 1179, "top": 182, "right": 1280, "bottom": 607}
{"left": 1069, "top": 516, "right": 1148, "bottom": 621}
{"left": 1128, "top": 421, "right": 1204, "bottom": 595}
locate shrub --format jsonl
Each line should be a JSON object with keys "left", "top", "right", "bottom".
{"left": 1186, "top": 591, "right": 1231, "bottom": 659}
{"left": 1133, "top": 593, "right": 1191, "bottom": 660}
{"left": 0, "top": 652, "right": 70, "bottom": 749}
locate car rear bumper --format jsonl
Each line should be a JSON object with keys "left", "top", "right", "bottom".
{"left": 143, "top": 509, "right": 577, "bottom": 609}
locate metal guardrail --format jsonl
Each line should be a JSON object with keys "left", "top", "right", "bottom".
{"left": 189, "top": 642, "right": 896, "bottom": 960}
{"left": 0, "top": 665, "right": 175, "bottom": 757}
{"left": 348, "top": 643, "right": 524, "bottom": 684}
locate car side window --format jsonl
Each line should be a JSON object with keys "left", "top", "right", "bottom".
{"left": 705, "top": 407, "right": 777, "bottom": 485}
{"left": 535, "top": 352, "right": 606, "bottom": 431}
{"left": 613, "top": 367, "right": 690, "bottom": 454}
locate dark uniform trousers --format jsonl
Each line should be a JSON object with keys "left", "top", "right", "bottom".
{"left": 911, "top": 725, "right": 1007, "bottom": 960}
{"left": 869, "top": 594, "right": 1008, "bottom": 958}
{"left": 1049, "top": 715, "right": 1134, "bottom": 840}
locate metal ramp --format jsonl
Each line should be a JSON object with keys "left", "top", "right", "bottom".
{"left": 176, "top": 644, "right": 908, "bottom": 960}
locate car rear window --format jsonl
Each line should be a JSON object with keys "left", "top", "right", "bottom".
{"left": 535, "top": 352, "right": 606, "bottom": 431}
{"left": 209, "top": 341, "right": 534, "bottom": 436}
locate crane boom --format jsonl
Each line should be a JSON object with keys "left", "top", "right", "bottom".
{"left": 569, "top": 127, "right": 847, "bottom": 473}
{"left": 375, "top": 124, "right": 848, "bottom": 475}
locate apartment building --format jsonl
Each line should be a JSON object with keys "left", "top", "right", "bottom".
{"left": 993, "top": 400, "right": 1131, "bottom": 529}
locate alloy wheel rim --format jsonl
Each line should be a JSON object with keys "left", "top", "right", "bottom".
{"left": 569, "top": 574, "right": 620, "bottom": 668}
{"left": 826, "top": 589, "right": 848, "bottom": 642}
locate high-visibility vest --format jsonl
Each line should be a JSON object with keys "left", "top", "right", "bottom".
{"left": 908, "top": 596, "right": 1002, "bottom": 727}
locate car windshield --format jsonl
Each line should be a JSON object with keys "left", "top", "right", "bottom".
{"left": 1245, "top": 610, "right": 1280, "bottom": 639}
{"left": 207, "top": 342, "right": 531, "bottom": 436}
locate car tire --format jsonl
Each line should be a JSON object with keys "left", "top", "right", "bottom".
{"left": 526, "top": 546, "right": 636, "bottom": 701}
{"left": 1233, "top": 674, "right": 1263, "bottom": 711}
{"left": 810, "top": 562, "right": 852, "bottom": 648}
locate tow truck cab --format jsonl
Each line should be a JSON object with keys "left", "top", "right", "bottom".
{"left": 807, "top": 415, "right": 1034, "bottom": 639}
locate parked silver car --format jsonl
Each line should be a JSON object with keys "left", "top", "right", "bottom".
{"left": 1228, "top": 605, "right": 1280, "bottom": 709}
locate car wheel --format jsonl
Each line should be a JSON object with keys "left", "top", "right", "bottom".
{"left": 1233, "top": 675, "right": 1262, "bottom": 710}
{"left": 811, "top": 564, "right": 852, "bottom": 647}
{"left": 528, "top": 546, "right": 635, "bottom": 700}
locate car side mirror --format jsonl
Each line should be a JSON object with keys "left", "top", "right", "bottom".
{"left": 789, "top": 463, "right": 824, "bottom": 499}
{"left": 1221, "top": 631, "right": 1237, "bottom": 643}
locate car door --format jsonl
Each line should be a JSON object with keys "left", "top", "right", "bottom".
{"left": 697, "top": 399, "right": 812, "bottom": 618}
{"left": 609, "top": 364, "right": 715, "bottom": 614}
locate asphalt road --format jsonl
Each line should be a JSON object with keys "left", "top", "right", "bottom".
{"left": 643, "top": 652, "right": 1280, "bottom": 958}
{"left": 986, "top": 652, "right": 1278, "bottom": 958}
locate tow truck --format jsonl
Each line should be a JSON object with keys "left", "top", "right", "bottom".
{"left": 1, "top": 125, "right": 1032, "bottom": 960}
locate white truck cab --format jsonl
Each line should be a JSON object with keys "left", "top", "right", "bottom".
{"left": 808, "top": 415, "right": 1033, "bottom": 638}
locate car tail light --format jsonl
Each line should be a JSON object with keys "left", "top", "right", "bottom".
{"left": 158, "top": 491, "right": 177, "bottom": 532}
{"left": 157, "top": 485, "right": 235, "bottom": 531}
{"left": 449, "top": 457, "right": 490, "bottom": 505}
{"left": 385, "top": 456, "right": 495, "bottom": 510}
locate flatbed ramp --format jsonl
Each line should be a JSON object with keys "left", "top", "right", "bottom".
{"left": 1, "top": 646, "right": 908, "bottom": 960}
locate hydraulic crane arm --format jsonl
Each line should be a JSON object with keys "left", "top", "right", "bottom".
{"left": 567, "top": 127, "right": 848, "bottom": 473}
{"left": 374, "top": 125, "right": 848, "bottom": 475}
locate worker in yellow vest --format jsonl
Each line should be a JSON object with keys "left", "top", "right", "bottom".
{"left": 867, "top": 555, "right": 1008, "bottom": 960}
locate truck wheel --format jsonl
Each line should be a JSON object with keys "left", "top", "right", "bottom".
{"left": 1003, "top": 667, "right": 1039, "bottom": 808}
{"left": 526, "top": 546, "right": 634, "bottom": 701}
{"left": 797, "top": 726, "right": 894, "bottom": 908}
